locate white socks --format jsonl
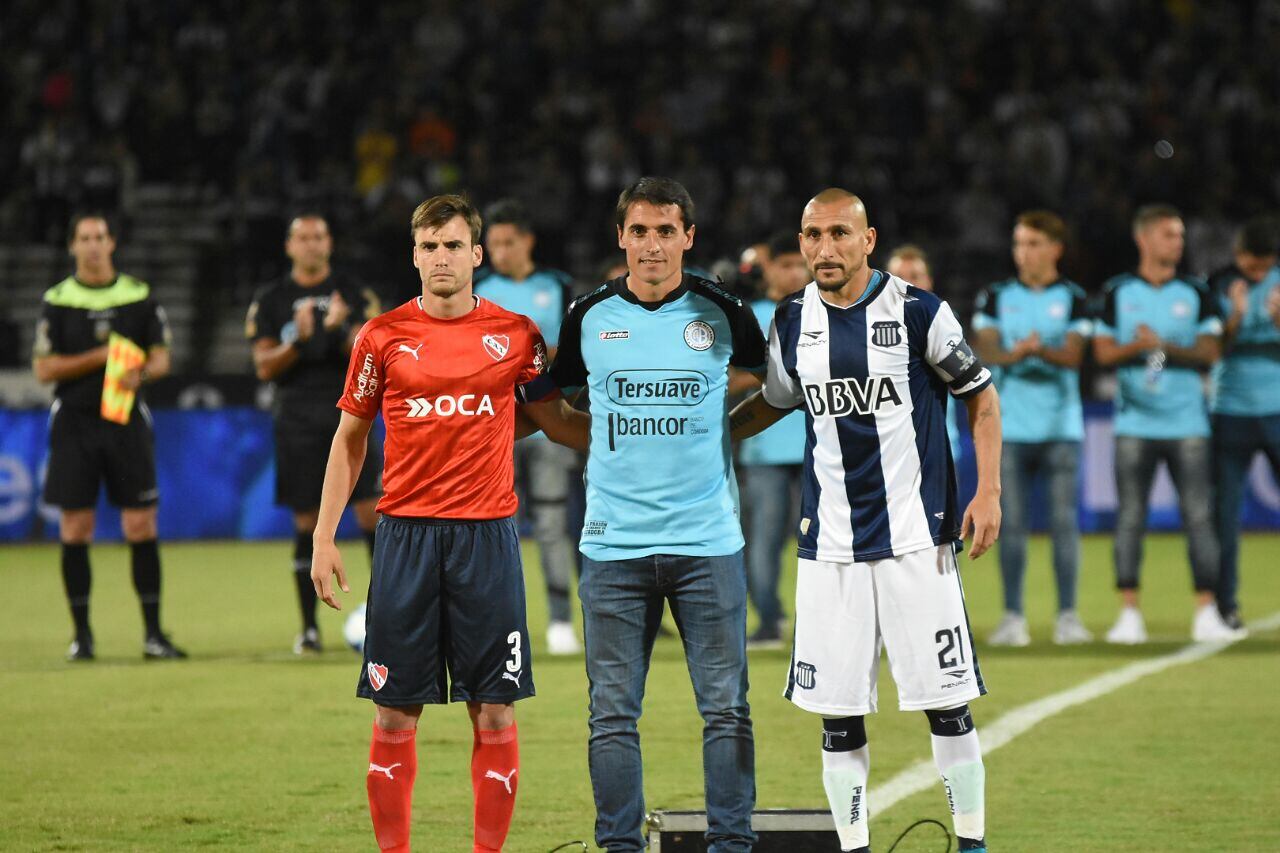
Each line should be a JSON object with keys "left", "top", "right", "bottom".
{"left": 822, "top": 717, "right": 870, "bottom": 852}
{"left": 928, "top": 710, "right": 985, "bottom": 842}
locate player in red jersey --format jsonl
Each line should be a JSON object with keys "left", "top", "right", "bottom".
{"left": 311, "top": 194, "right": 587, "bottom": 853}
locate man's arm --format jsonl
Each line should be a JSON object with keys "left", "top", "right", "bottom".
{"left": 1164, "top": 333, "right": 1221, "bottom": 368}
{"left": 1093, "top": 326, "right": 1158, "bottom": 367}
{"left": 1037, "top": 331, "right": 1086, "bottom": 369}
{"left": 520, "top": 398, "right": 590, "bottom": 451}
{"left": 33, "top": 346, "right": 109, "bottom": 383}
{"left": 251, "top": 337, "right": 301, "bottom": 381}
{"left": 729, "top": 390, "right": 790, "bottom": 441}
{"left": 971, "top": 328, "right": 1036, "bottom": 367}
{"left": 960, "top": 384, "right": 1002, "bottom": 559}
{"left": 727, "top": 367, "right": 763, "bottom": 396}
{"left": 310, "top": 412, "right": 373, "bottom": 610}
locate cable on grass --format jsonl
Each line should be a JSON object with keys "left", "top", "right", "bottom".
{"left": 886, "top": 818, "right": 953, "bottom": 853}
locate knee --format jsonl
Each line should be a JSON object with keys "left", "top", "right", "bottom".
{"left": 59, "top": 513, "right": 94, "bottom": 544}
{"left": 374, "top": 704, "right": 422, "bottom": 732}
{"left": 822, "top": 716, "right": 867, "bottom": 751}
{"left": 470, "top": 702, "right": 514, "bottom": 731}
{"left": 924, "top": 704, "right": 975, "bottom": 737}
{"left": 121, "top": 511, "right": 157, "bottom": 542}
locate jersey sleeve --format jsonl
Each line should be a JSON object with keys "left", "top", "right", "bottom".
{"left": 761, "top": 315, "right": 803, "bottom": 409}
{"left": 969, "top": 286, "right": 998, "bottom": 331}
{"left": 548, "top": 297, "right": 588, "bottom": 389}
{"left": 144, "top": 299, "right": 173, "bottom": 349}
{"left": 925, "top": 301, "right": 992, "bottom": 399}
{"left": 1093, "top": 280, "right": 1120, "bottom": 339}
{"left": 1194, "top": 283, "right": 1224, "bottom": 336}
{"left": 540, "top": 271, "right": 574, "bottom": 348}
{"left": 727, "top": 297, "right": 767, "bottom": 371}
{"left": 246, "top": 288, "right": 281, "bottom": 343}
{"left": 515, "top": 321, "right": 559, "bottom": 404}
{"left": 337, "top": 323, "right": 385, "bottom": 419}
{"left": 32, "top": 301, "right": 62, "bottom": 359}
{"left": 1067, "top": 286, "right": 1093, "bottom": 337}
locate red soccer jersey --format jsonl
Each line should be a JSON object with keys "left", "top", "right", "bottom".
{"left": 338, "top": 296, "right": 556, "bottom": 519}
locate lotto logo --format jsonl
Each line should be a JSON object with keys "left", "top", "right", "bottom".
{"left": 404, "top": 395, "right": 496, "bottom": 418}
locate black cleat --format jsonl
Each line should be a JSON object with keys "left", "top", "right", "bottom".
{"left": 143, "top": 633, "right": 188, "bottom": 660}
{"left": 293, "top": 627, "right": 322, "bottom": 655}
{"left": 67, "top": 633, "right": 95, "bottom": 661}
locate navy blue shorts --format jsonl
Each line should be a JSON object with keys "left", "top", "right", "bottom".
{"left": 357, "top": 515, "right": 535, "bottom": 706}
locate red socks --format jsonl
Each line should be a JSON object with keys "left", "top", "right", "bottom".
{"left": 471, "top": 723, "right": 520, "bottom": 852}
{"left": 367, "top": 724, "right": 418, "bottom": 853}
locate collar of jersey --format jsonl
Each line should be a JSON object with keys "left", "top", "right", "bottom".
{"left": 415, "top": 293, "right": 480, "bottom": 319}
{"left": 1013, "top": 276, "right": 1066, "bottom": 291}
{"left": 609, "top": 273, "right": 690, "bottom": 312}
{"left": 816, "top": 269, "right": 885, "bottom": 311}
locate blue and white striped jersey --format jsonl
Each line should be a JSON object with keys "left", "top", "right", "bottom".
{"left": 762, "top": 272, "right": 992, "bottom": 562}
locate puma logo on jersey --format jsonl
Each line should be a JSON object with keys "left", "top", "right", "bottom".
{"left": 485, "top": 768, "right": 518, "bottom": 794}
{"left": 398, "top": 343, "right": 423, "bottom": 360}
{"left": 502, "top": 670, "right": 522, "bottom": 688}
{"left": 804, "top": 377, "right": 903, "bottom": 417}
{"left": 368, "top": 762, "right": 402, "bottom": 780}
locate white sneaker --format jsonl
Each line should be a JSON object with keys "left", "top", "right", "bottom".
{"left": 1054, "top": 610, "right": 1093, "bottom": 645}
{"left": 987, "top": 612, "right": 1031, "bottom": 647}
{"left": 1105, "top": 607, "right": 1147, "bottom": 644}
{"left": 546, "top": 621, "right": 582, "bottom": 655}
{"left": 1191, "top": 604, "right": 1245, "bottom": 642}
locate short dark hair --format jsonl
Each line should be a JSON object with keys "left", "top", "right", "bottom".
{"left": 1235, "top": 216, "right": 1279, "bottom": 257}
{"left": 1133, "top": 204, "right": 1181, "bottom": 233}
{"left": 615, "top": 176, "right": 695, "bottom": 231}
{"left": 287, "top": 212, "right": 329, "bottom": 236}
{"left": 484, "top": 199, "right": 532, "bottom": 234}
{"left": 766, "top": 229, "right": 801, "bottom": 259}
{"left": 68, "top": 212, "right": 113, "bottom": 244}
{"left": 1015, "top": 210, "right": 1067, "bottom": 244}
{"left": 410, "top": 194, "right": 482, "bottom": 245}
{"left": 889, "top": 243, "right": 930, "bottom": 271}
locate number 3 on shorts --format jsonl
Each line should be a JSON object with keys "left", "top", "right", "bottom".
{"left": 506, "top": 631, "right": 522, "bottom": 673}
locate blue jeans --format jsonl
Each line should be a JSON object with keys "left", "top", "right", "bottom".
{"left": 741, "top": 464, "right": 800, "bottom": 627}
{"left": 1212, "top": 413, "right": 1280, "bottom": 615}
{"left": 579, "top": 551, "right": 756, "bottom": 852}
{"left": 999, "top": 441, "right": 1081, "bottom": 613}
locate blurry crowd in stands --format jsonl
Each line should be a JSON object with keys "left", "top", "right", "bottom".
{"left": 3, "top": 0, "right": 1280, "bottom": 362}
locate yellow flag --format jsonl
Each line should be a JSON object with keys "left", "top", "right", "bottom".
{"left": 101, "top": 333, "right": 147, "bottom": 424}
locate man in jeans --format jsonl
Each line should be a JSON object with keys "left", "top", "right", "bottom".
{"left": 1094, "top": 204, "right": 1240, "bottom": 643}
{"left": 1208, "top": 217, "right": 1280, "bottom": 633}
{"left": 734, "top": 230, "right": 810, "bottom": 648}
{"left": 971, "top": 211, "right": 1093, "bottom": 646}
{"left": 549, "top": 177, "right": 765, "bottom": 851}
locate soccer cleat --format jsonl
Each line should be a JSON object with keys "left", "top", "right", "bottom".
{"left": 143, "top": 633, "right": 188, "bottom": 660}
{"left": 1222, "top": 609, "right": 1248, "bottom": 636}
{"left": 987, "top": 612, "right": 1030, "bottom": 647}
{"left": 546, "top": 621, "right": 582, "bottom": 655}
{"left": 1191, "top": 604, "right": 1244, "bottom": 642}
{"left": 746, "top": 622, "right": 784, "bottom": 650}
{"left": 1105, "top": 607, "right": 1147, "bottom": 645}
{"left": 293, "top": 627, "right": 322, "bottom": 655}
{"left": 1053, "top": 610, "right": 1093, "bottom": 645}
{"left": 67, "top": 633, "right": 95, "bottom": 662}
{"left": 958, "top": 839, "right": 987, "bottom": 852}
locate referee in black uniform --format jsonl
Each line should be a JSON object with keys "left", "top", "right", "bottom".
{"left": 33, "top": 213, "right": 185, "bottom": 661}
{"left": 246, "top": 214, "right": 383, "bottom": 653}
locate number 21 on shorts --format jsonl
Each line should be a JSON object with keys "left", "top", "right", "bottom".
{"left": 935, "top": 625, "right": 966, "bottom": 669}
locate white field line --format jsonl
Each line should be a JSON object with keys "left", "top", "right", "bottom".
{"left": 874, "top": 610, "right": 1280, "bottom": 818}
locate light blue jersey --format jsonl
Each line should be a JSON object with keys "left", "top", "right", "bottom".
{"left": 550, "top": 274, "right": 767, "bottom": 560}
{"left": 474, "top": 267, "right": 573, "bottom": 347}
{"left": 1211, "top": 265, "right": 1280, "bottom": 416}
{"left": 972, "top": 278, "right": 1091, "bottom": 442}
{"left": 739, "top": 298, "right": 806, "bottom": 466}
{"left": 1095, "top": 274, "right": 1222, "bottom": 439}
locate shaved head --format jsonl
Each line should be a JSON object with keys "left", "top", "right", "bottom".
{"left": 805, "top": 188, "right": 869, "bottom": 227}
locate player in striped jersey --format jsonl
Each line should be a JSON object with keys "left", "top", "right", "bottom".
{"left": 731, "top": 189, "right": 1002, "bottom": 853}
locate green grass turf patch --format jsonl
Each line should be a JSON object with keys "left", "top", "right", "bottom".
{"left": 1, "top": 533, "right": 1277, "bottom": 850}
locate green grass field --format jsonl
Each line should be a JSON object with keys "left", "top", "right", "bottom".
{"left": 1, "top": 533, "right": 1278, "bottom": 852}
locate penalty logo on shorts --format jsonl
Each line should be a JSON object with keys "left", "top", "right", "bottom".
{"left": 795, "top": 661, "right": 817, "bottom": 690}
{"left": 367, "top": 662, "right": 388, "bottom": 691}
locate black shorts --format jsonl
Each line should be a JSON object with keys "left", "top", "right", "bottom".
{"left": 274, "top": 421, "right": 382, "bottom": 512}
{"left": 357, "top": 515, "right": 535, "bottom": 706}
{"left": 43, "top": 403, "right": 158, "bottom": 510}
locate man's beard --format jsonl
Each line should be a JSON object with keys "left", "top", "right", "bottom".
{"left": 813, "top": 267, "right": 852, "bottom": 291}
{"left": 426, "top": 275, "right": 465, "bottom": 297}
